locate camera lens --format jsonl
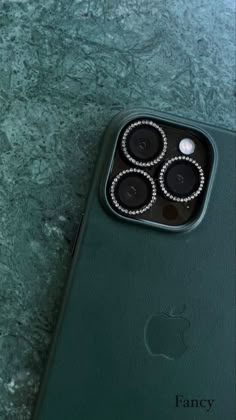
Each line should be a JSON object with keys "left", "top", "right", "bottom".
{"left": 128, "top": 127, "right": 161, "bottom": 160}
{"left": 166, "top": 163, "right": 199, "bottom": 195}
{"left": 121, "top": 120, "right": 167, "bottom": 167}
{"left": 118, "top": 175, "right": 150, "bottom": 209}
{"left": 110, "top": 169, "right": 157, "bottom": 215}
{"left": 159, "top": 156, "right": 205, "bottom": 202}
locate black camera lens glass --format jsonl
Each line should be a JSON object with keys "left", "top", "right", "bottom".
{"left": 159, "top": 156, "right": 205, "bottom": 202}
{"left": 166, "top": 162, "right": 199, "bottom": 196}
{"left": 121, "top": 120, "right": 167, "bottom": 167}
{"left": 110, "top": 169, "right": 157, "bottom": 215}
{"left": 128, "top": 126, "right": 162, "bottom": 161}
{"left": 118, "top": 175, "right": 150, "bottom": 209}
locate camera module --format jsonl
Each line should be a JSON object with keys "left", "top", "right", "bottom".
{"left": 159, "top": 156, "right": 205, "bottom": 202}
{"left": 110, "top": 168, "right": 157, "bottom": 215}
{"left": 121, "top": 120, "right": 167, "bottom": 167}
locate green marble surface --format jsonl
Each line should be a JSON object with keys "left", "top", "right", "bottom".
{"left": 0, "top": 1, "right": 235, "bottom": 419}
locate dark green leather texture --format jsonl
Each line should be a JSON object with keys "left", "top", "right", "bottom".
{"left": 33, "top": 110, "right": 236, "bottom": 420}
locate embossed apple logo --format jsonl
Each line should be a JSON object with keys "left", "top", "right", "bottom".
{"left": 144, "top": 307, "right": 190, "bottom": 359}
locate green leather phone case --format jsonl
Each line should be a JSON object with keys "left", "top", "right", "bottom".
{"left": 33, "top": 109, "right": 236, "bottom": 420}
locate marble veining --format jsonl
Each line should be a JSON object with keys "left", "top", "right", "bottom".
{"left": 0, "top": 0, "right": 235, "bottom": 418}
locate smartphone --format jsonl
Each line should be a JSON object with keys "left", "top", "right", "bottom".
{"left": 32, "top": 109, "right": 235, "bottom": 420}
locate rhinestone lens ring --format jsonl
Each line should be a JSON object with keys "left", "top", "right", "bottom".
{"left": 159, "top": 156, "right": 205, "bottom": 203}
{"left": 110, "top": 168, "right": 157, "bottom": 215}
{"left": 121, "top": 119, "right": 168, "bottom": 167}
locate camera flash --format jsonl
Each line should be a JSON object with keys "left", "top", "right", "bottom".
{"left": 179, "top": 138, "right": 195, "bottom": 155}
